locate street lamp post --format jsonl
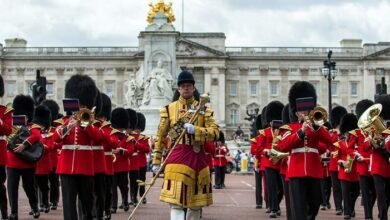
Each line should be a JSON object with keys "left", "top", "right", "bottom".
{"left": 322, "top": 50, "right": 337, "bottom": 115}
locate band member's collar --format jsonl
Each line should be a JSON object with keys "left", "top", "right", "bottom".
{"left": 178, "top": 96, "right": 195, "bottom": 105}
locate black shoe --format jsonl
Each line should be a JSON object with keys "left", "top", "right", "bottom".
{"left": 8, "top": 214, "right": 17, "bottom": 220}
{"left": 123, "top": 204, "right": 130, "bottom": 212}
{"left": 256, "top": 204, "right": 262, "bottom": 209}
{"left": 265, "top": 208, "right": 271, "bottom": 214}
{"left": 269, "top": 212, "right": 277, "bottom": 218}
{"left": 118, "top": 204, "right": 124, "bottom": 209}
{"left": 32, "top": 210, "right": 40, "bottom": 219}
{"left": 351, "top": 211, "right": 355, "bottom": 218}
{"left": 320, "top": 205, "right": 326, "bottom": 210}
{"left": 142, "top": 198, "right": 147, "bottom": 204}
{"left": 222, "top": 184, "right": 226, "bottom": 188}
{"left": 50, "top": 203, "right": 57, "bottom": 210}
{"left": 344, "top": 215, "right": 351, "bottom": 219}
{"left": 276, "top": 210, "right": 281, "bottom": 216}
{"left": 336, "top": 209, "right": 343, "bottom": 215}
{"left": 103, "top": 213, "right": 111, "bottom": 220}
{"left": 327, "top": 203, "right": 331, "bottom": 209}
{"left": 44, "top": 206, "right": 50, "bottom": 213}
{"left": 133, "top": 199, "right": 138, "bottom": 207}
{"left": 110, "top": 208, "right": 117, "bottom": 214}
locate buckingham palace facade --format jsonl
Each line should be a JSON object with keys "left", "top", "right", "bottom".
{"left": 1, "top": 35, "right": 390, "bottom": 137}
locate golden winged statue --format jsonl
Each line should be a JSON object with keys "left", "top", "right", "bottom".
{"left": 147, "top": 0, "right": 176, "bottom": 24}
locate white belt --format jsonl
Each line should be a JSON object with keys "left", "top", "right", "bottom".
{"left": 104, "top": 152, "right": 113, "bottom": 156}
{"left": 215, "top": 155, "right": 225, "bottom": 158}
{"left": 0, "top": 136, "right": 6, "bottom": 141}
{"left": 131, "top": 152, "right": 138, "bottom": 156}
{"left": 91, "top": 146, "right": 104, "bottom": 150}
{"left": 62, "top": 145, "right": 92, "bottom": 150}
{"left": 291, "top": 147, "right": 319, "bottom": 154}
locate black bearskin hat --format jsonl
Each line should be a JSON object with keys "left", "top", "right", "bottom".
{"left": 261, "top": 106, "right": 268, "bottom": 128}
{"left": 65, "top": 74, "right": 98, "bottom": 109}
{"left": 135, "top": 112, "right": 146, "bottom": 132}
{"left": 375, "top": 95, "right": 390, "bottom": 120}
{"left": 110, "top": 108, "right": 129, "bottom": 129}
{"left": 41, "top": 99, "right": 60, "bottom": 121}
{"left": 0, "top": 75, "right": 4, "bottom": 97}
{"left": 282, "top": 104, "right": 290, "bottom": 124}
{"left": 339, "top": 113, "right": 358, "bottom": 134}
{"left": 96, "top": 93, "right": 112, "bottom": 120}
{"left": 330, "top": 106, "right": 348, "bottom": 129}
{"left": 126, "top": 108, "right": 138, "bottom": 130}
{"left": 265, "top": 101, "right": 284, "bottom": 124}
{"left": 177, "top": 70, "right": 195, "bottom": 86}
{"left": 12, "top": 94, "right": 34, "bottom": 122}
{"left": 288, "top": 81, "right": 317, "bottom": 113}
{"left": 94, "top": 90, "right": 103, "bottom": 117}
{"left": 219, "top": 131, "right": 225, "bottom": 144}
{"left": 355, "top": 99, "right": 374, "bottom": 119}
{"left": 172, "top": 88, "right": 200, "bottom": 101}
{"left": 256, "top": 114, "right": 262, "bottom": 130}
{"left": 32, "top": 105, "right": 52, "bottom": 129}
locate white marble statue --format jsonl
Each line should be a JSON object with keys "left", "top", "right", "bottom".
{"left": 124, "top": 79, "right": 139, "bottom": 107}
{"left": 142, "top": 59, "right": 173, "bottom": 105}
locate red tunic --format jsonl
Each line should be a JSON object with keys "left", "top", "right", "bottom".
{"left": 35, "top": 130, "right": 54, "bottom": 175}
{"left": 350, "top": 129, "right": 372, "bottom": 176}
{"left": 0, "top": 105, "right": 13, "bottom": 166}
{"left": 90, "top": 120, "right": 107, "bottom": 174}
{"left": 112, "top": 131, "right": 135, "bottom": 173}
{"left": 278, "top": 122, "right": 331, "bottom": 179}
{"left": 7, "top": 124, "right": 42, "bottom": 169}
{"left": 258, "top": 127, "right": 280, "bottom": 170}
{"left": 204, "top": 141, "right": 215, "bottom": 170}
{"left": 336, "top": 139, "right": 359, "bottom": 182}
{"left": 101, "top": 121, "right": 115, "bottom": 175}
{"left": 56, "top": 120, "right": 100, "bottom": 176}
{"left": 250, "top": 138, "right": 261, "bottom": 171}
{"left": 328, "top": 130, "right": 340, "bottom": 172}
{"left": 135, "top": 134, "right": 151, "bottom": 168}
{"left": 372, "top": 131, "right": 390, "bottom": 178}
{"left": 213, "top": 143, "right": 229, "bottom": 167}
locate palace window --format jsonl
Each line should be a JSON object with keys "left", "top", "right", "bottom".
{"left": 46, "top": 82, "right": 54, "bottom": 96}
{"left": 249, "top": 81, "right": 257, "bottom": 96}
{"left": 230, "top": 109, "right": 238, "bottom": 126}
{"left": 105, "top": 81, "right": 115, "bottom": 98}
{"left": 351, "top": 82, "right": 358, "bottom": 96}
{"left": 331, "top": 82, "right": 338, "bottom": 96}
{"left": 230, "top": 81, "right": 238, "bottom": 96}
{"left": 6, "top": 81, "right": 16, "bottom": 97}
{"left": 270, "top": 81, "right": 279, "bottom": 96}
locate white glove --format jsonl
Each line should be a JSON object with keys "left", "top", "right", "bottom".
{"left": 152, "top": 164, "right": 161, "bottom": 173}
{"left": 184, "top": 123, "right": 195, "bottom": 134}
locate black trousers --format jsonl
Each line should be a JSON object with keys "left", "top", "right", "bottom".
{"left": 61, "top": 174, "right": 94, "bottom": 220}
{"left": 94, "top": 173, "right": 106, "bottom": 219}
{"left": 330, "top": 171, "right": 343, "bottom": 211}
{"left": 321, "top": 176, "right": 332, "bottom": 206}
{"left": 129, "top": 170, "right": 139, "bottom": 203}
{"left": 373, "top": 174, "right": 390, "bottom": 220}
{"left": 104, "top": 175, "right": 113, "bottom": 214}
{"left": 214, "top": 166, "right": 226, "bottom": 187}
{"left": 7, "top": 168, "right": 38, "bottom": 215}
{"left": 138, "top": 166, "right": 147, "bottom": 198}
{"left": 254, "top": 170, "right": 263, "bottom": 206}
{"left": 36, "top": 174, "right": 50, "bottom": 207}
{"left": 112, "top": 171, "right": 129, "bottom": 208}
{"left": 0, "top": 166, "right": 7, "bottom": 218}
{"left": 281, "top": 175, "right": 292, "bottom": 220}
{"left": 263, "top": 171, "right": 269, "bottom": 209}
{"left": 265, "top": 168, "right": 283, "bottom": 212}
{"left": 289, "top": 177, "right": 322, "bottom": 220}
{"left": 48, "top": 168, "right": 60, "bottom": 205}
{"left": 340, "top": 180, "right": 360, "bottom": 216}
{"left": 359, "top": 175, "right": 376, "bottom": 219}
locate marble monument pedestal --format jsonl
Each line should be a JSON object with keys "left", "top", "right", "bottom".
{"left": 138, "top": 96, "right": 171, "bottom": 137}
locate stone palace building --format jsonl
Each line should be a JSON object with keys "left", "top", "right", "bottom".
{"left": 1, "top": 29, "right": 390, "bottom": 137}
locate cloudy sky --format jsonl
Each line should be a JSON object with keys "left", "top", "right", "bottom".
{"left": 1, "top": 0, "right": 389, "bottom": 47}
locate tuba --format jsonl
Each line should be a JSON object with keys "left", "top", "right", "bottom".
{"left": 269, "top": 129, "right": 289, "bottom": 165}
{"left": 74, "top": 108, "right": 95, "bottom": 128}
{"left": 343, "top": 154, "right": 355, "bottom": 173}
{"left": 358, "top": 103, "right": 390, "bottom": 162}
{"left": 308, "top": 106, "right": 328, "bottom": 126}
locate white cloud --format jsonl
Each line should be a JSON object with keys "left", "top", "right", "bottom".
{"left": 0, "top": 0, "right": 389, "bottom": 47}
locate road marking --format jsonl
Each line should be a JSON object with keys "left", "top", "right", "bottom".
{"left": 226, "top": 191, "right": 239, "bottom": 207}
{"left": 241, "top": 181, "right": 256, "bottom": 190}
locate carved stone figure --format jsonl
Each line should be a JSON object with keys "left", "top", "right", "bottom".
{"left": 142, "top": 60, "right": 173, "bottom": 105}
{"left": 124, "top": 79, "right": 139, "bottom": 107}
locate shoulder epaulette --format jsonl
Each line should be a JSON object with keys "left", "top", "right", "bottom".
{"left": 382, "top": 129, "right": 390, "bottom": 135}
{"left": 139, "top": 134, "right": 149, "bottom": 140}
{"left": 259, "top": 129, "right": 265, "bottom": 136}
{"left": 110, "top": 128, "right": 121, "bottom": 136}
{"left": 53, "top": 118, "right": 65, "bottom": 126}
{"left": 280, "top": 125, "right": 291, "bottom": 131}
{"left": 126, "top": 135, "right": 135, "bottom": 142}
{"left": 333, "top": 142, "right": 340, "bottom": 148}
{"left": 349, "top": 130, "right": 357, "bottom": 137}
{"left": 250, "top": 138, "right": 257, "bottom": 143}
{"left": 160, "top": 106, "right": 169, "bottom": 117}
{"left": 101, "top": 121, "right": 111, "bottom": 128}
{"left": 31, "top": 124, "right": 43, "bottom": 129}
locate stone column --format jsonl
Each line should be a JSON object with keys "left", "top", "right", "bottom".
{"left": 96, "top": 68, "right": 105, "bottom": 91}
{"left": 259, "top": 66, "right": 269, "bottom": 106}
{"left": 239, "top": 67, "right": 248, "bottom": 126}
{"left": 204, "top": 67, "right": 211, "bottom": 94}
{"left": 279, "top": 66, "right": 289, "bottom": 103}
{"left": 116, "top": 67, "right": 125, "bottom": 106}
{"left": 56, "top": 68, "right": 65, "bottom": 101}
{"left": 363, "top": 65, "right": 376, "bottom": 100}
{"left": 218, "top": 67, "right": 226, "bottom": 127}
{"left": 16, "top": 68, "right": 25, "bottom": 94}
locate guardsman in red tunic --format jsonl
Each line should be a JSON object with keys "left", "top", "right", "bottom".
{"left": 0, "top": 74, "right": 12, "bottom": 220}
{"left": 213, "top": 131, "right": 228, "bottom": 189}
{"left": 278, "top": 81, "right": 332, "bottom": 220}
{"left": 258, "top": 101, "right": 284, "bottom": 218}
{"left": 371, "top": 95, "right": 390, "bottom": 220}
{"left": 41, "top": 100, "right": 61, "bottom": 211}
{"left": 34, "top": 105, "right": 55, "bottom": 214}
{"left": 126, "top": 109, "right": 139, "bottom": 207}
{"left": 111, "top": 108, "right": 135, "bottom": 213}
{"left": 336, "top": 114, "right": 360, "bottom": 219}
{"left": 250, "top": 114, "right": 264, "bottom": 209}
{"left": 319, "top": 122, "right": 332, "bottom": 211}
{"left": 354, "top": 99, "right": 376, "bottom": 220}
{"left": 329, "top": 106, "right": 347, "bottom": 215}
{"left": 134, "top": 112, "right": 151, "bottom": 205}
{"left": 55, "top": 74, "right": 101, "bottom": 220}
{"left": 7, "top": 96, "right": 45, "bottom": 219}
{"left": 95, "top": 93, "right": 113, "bottom": 219}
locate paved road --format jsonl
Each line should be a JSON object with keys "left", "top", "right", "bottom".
{"left": 15, "top": 172, "right": 376, "bottom": 219}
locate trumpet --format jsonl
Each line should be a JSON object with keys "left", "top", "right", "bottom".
{"left": 74, "top": 108, "right": 95, "bottom": 127}
{"left": 308, "top": 106, "right": 328, "bottom": 126}
{"left": 344, "top": 154, "right": 355, "bottom": 173}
